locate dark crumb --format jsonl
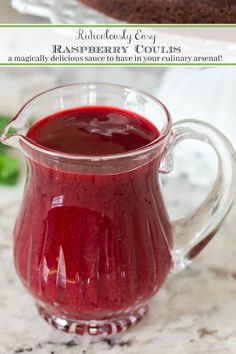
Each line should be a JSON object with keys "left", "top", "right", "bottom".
{"left": 190, "top": 339, "right": 195, "bottom": 343}
{"left": 14, "top": 348, "right": 32, "bottom": 353}
{"left": 35, "top": 343, "right": 43, "bottom": 349}
{"left": 102, "top": 338, "right": 116, "bottom": 347}
{"left": 118, "top": 340, "right": 132, "bottom": 347}
{"left": 63, "top": 340, "right": 77, "bottom": 348}
{"left": 198, "top": 328, "right": 218, "bottom": 338}
{"left": 82, "top": 351, "right": 86, "bottom": 353}
{"left": 50, "top": 352, "right": 55, "bottom": 354}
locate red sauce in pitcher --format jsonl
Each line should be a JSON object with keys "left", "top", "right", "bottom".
{"left": 14, "top": 106, "right": 172, "bottom": 320}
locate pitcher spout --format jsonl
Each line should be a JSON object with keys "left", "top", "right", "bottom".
{"left": 0, "top": 104, "right": 31, "bottom": 150}
{"left": 1, "top": 120, "right": 25, "bottom": 149}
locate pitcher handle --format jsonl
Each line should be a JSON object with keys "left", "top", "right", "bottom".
{"left": 160, "top": 119, "right": 236, "bottom": 272}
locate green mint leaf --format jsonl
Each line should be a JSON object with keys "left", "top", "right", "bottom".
{"left": 0, "top": 154, "right": 19, "bottom": 185}
{"left": 0, "top": 115, "right": 11, "bottom": 132}
{"left": 0, "top": 115, "right": 11, "bottom": 152}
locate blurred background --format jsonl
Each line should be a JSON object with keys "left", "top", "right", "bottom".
{"left": 1, "top": 67, "right": 236, "bottom": 131}
{"left": 0, "top": 66, "right": 236, "bottom": 220}
{"left": 0, "top": 0, "right": 48, "bottom": 23}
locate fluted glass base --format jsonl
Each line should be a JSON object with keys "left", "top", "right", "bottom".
{"left": 37, "top": 304, "right": 148, "bottom": 336}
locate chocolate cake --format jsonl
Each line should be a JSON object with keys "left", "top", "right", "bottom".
{"left": 80, "top": 0, "right": 236, "bottom": 23}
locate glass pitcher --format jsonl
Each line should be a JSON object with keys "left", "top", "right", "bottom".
{"left": 1, "top": 83, "right": 236, "bottom": 336}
